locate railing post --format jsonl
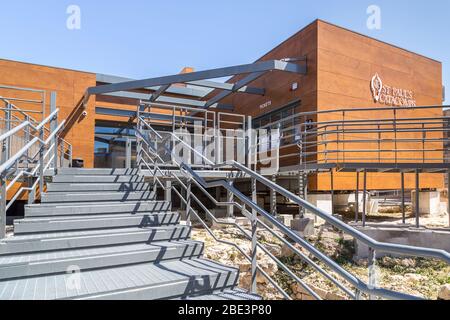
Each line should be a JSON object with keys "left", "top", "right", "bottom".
{"left": 251, "top": 177, "right": 258, "bottom": 294}
{"left": 152, "top": 167, "right": 157, "bottom": 200}
{"left": 0, "top": 174, "right": 6, "bottom": 239}
{"left": 165, "top": 180, "right": 172, "bottom": 210}
{"left": 136, "top": 105, "right": 142, "bottom": 169}
{"left": 270, "top": 175, "right": 277, "bottom": 217}
{"left": 59, "top": 142, "right": 64, "bottom": 168}
{"left": 4, "top": 103, "right": 11, "bottom": 160}
{"left": 69, "top": 145, "right": 73, "bottom": 168}
{"left": 38, "top": 125, "right": 45, "bottom": 198}
{"left": 50, "top": 92, "right": 58, "bottom": 171}
{"left": 25, "top": 115, "right": 31, "bottom": 169}
{"left": 246, "top": 116, "right": 253, "bottom": 169}
{"left": 368, "top": 247, "right": 377, "bottom": 300}
{"left": 186, "top": 178, "right": 192, "bottom": 227}
{"left": 227, "top": 179, "right": 234, "bottom": 218}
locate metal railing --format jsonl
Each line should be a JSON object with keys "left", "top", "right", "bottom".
{"left": 135, "top": 112, "right": 450, "bottom": 301}
{"left": 0, "top": 89, "right": 72, "bottom": 239}
{"left": 255, "top": 105, "right": 449, "bottom": 166}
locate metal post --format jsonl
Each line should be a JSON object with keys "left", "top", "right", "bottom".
{"left": 227, "top": 179, "right": 234, "bottom": 218}
{"left": 186, "top": 179, "right": 192, "bottom": 227}
{"left": 330, "top": 170, "right": 335, "bottom": 215}
{"left": 270, "top": 175, "right": 277, "bottom": 216}
{"left": 38, "top": 126, "right": 45, "bottom": 198}
{"left": 25, "top": 115, "right": 30, "bottom": 168}
{"left": 401, "top": 172, "right": 406, "bottom": 224}
{"left": 368, "top": 247, "right": 377, "bottom": 300}
{"left": 362, "top": 170, "right": 367, "bottom": 227}
{"left": 50, "top": 92, "right": 58, "bottom": 170}
{"left": 0, "top": 175, "right": 6, "bottom": 239}
{"left": 165, "top": 180, "right": 172, "bottom": 202}
{"left": 448, "top": 169, "right": 450, "bottom": 228}
{"left": 247, "top": 116, "right": 253, "bottom": 169}
{"left": 355, "top": 171, "right": 360, "bottom": 223}
{"left": 5, "top": 103, "right": 11, "bottom": 160}
{"left": 415, "top": 170, "right": 420, "bottom": 228}
{"left": 251, "top": 177, "right": 258, "bottom": 294}
{"left": 126, "top": 139, "right": 132, "bottom": 169}
{"left": 136, "top": 106, "right": 142, "bottom": 169}
{"left": 69, "top": 145, "right": 73, "bottom": 168}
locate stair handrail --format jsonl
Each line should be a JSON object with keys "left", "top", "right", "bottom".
{"left": 136, "top": 115, "right": 450, "bottom": 301}
{"left": 1, "top": 101, "right": 71, "bottom": 239}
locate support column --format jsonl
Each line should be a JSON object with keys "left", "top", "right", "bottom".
{"left": 355, "top": 171, "right": 360, "bottom": 223}
{"left": 362, "top": 170, "right": 367, "bottom": 227}
{"left": 448, "top": 169, "right": 450, "bottom": 228}
{"left": 415, "top": 170, "right": 420, "bottom": 228}
{"left": 330, "top": 170, "right": 335, "bottom": 215}
{"left": 401, "top": 172, "right": 406, "bottom": 224}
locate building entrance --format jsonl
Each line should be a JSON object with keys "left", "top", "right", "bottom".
{"left": 94, "top": 121, "right": 137, "bottom": 168}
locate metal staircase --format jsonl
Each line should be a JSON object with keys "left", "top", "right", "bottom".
{"left": 0, "top": 168, "right": 259, "bottom": 300}
{"left": 1, "top": 85, "right": 449, "bottom": 300}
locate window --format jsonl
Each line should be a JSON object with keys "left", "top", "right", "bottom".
{"left": 253, "top": 101, "right": 300, "bottom": 147}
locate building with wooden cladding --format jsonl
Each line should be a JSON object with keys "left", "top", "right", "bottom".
{"left": 0, "top": 19, "right": 446, "bottom": 196}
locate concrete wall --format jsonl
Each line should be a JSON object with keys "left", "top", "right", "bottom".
{"left": 355, "top": 226, "right": 450, "bottom": 259}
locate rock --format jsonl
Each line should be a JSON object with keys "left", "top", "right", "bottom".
{"left": 281, "top": 243, "right": 304, "bottom": 258}
{"left": 265, "top": 243, "right": 282, "bottom": 257}
{"left": 389, "top": 275, "right": 405, "bottom": 282}
{"left": 404, "top": 273, "right": 427, "bottom": 282}
{"left": 438, "top": 284, "right": 450, "bottom": 300}
{"left": 400, "top": 259, "right": 416, "bottom": 268}
{"left": 239, "top": 263, "right": 251, "bottom": 273}
{"left": 291, "top": 218, "right": 315, "bottom": 238}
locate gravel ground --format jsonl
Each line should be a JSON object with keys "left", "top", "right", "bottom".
{"left": 192, "top": 222, "right": 450, "bottom": 300}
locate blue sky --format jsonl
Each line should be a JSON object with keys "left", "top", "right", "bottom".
{"left": 0, "top": 0, "right": 448, "bottom": 103}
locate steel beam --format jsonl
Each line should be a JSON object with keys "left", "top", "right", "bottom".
{"left": 187, "top": 80, "right": 265, "bottom": 96}
{"left": 88, "top": 60, "right": 306, "bottom": 97}
{"left": 96, "top": 73, "right": 208, "bottom": 98}
{"left": 98, "top": 92, "right": 234, "bottom": 110}
{"left": 150, "top": 85, "right": 171, "bottom": 102}
{"left": 204, "top": 72, "right": 265, "bottom": 109}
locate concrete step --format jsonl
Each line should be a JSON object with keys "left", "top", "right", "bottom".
{"left": 0, "top": 241, "right": 204, "bottom": 281}
{"left": 0, "top": 225, "right": 191, "bottom": 255}
{"left": 14, "top": 212, "right": 180, "bottom": 234}
{"left": 53, "top": 175, "right": 147, "bottom": 183}
{"left": 47, "top": 183, "right": 152, "bottom": 193}
{"left": 0, "top": 258, "right": 239, "bottom": 300}
{"left": 25, "top": 201, "right": 171, "bottom": 217}
{"left": 57, "top": 168, "right": 141, "bottom": 176}
{"left": 41, "top": 191, "right": 156, "bottom": 204}
{"left": 184, "top": 289, "right": 262, "bottom": 301}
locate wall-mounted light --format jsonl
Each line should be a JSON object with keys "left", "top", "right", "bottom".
{"left": 291, "top": 82, "right": 299, "bottom": 91}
